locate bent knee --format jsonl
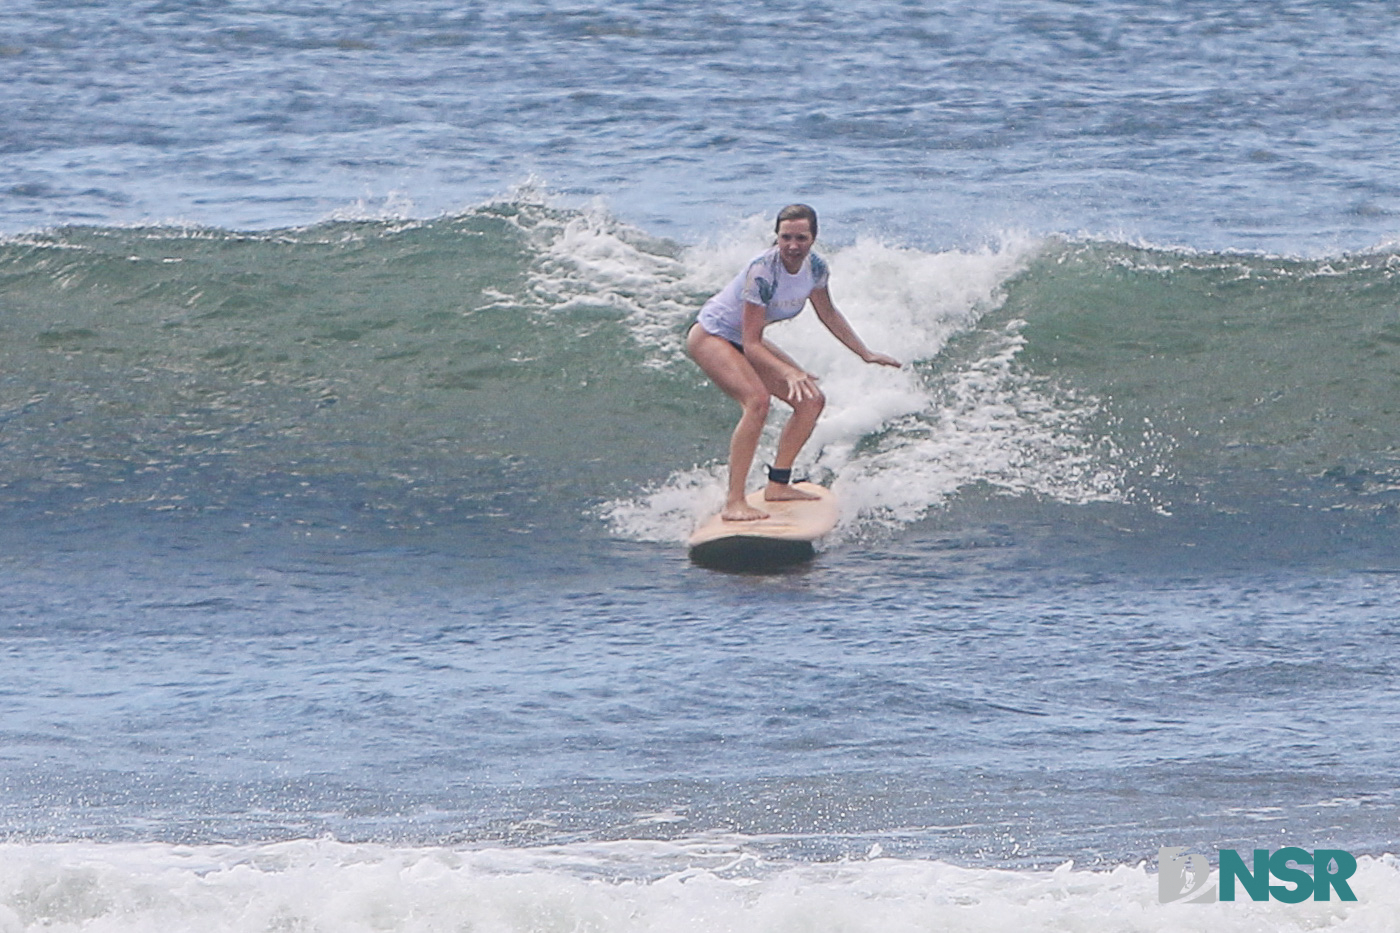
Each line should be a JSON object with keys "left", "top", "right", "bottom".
{"left": 741, "top": 392, "right": 771, "bottom": 419}
{"left": 792, "top": 388, "right": 825, "bottom": 415}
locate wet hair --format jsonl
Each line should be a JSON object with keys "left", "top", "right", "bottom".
{"left": 775, "top": 203, "right": 818, "bottom": 239}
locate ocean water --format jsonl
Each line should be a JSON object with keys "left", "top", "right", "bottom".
{"left": 3, "top": 2, "right": 1400, "bottom": 930}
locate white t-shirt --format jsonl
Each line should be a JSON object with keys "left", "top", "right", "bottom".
{"left": 696, "top": 247, "right": 830, "bottom": 345}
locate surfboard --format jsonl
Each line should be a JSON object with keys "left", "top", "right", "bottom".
{"left": 687, "top": 482, "right": 839, "bottom": 571}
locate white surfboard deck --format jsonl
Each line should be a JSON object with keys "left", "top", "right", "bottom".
{"left": 688, "top": 483, "right": 838, "bottom": 570}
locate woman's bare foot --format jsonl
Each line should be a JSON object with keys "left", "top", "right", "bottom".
{"left": 764, "top": 481, "right": 820, "bottom": 502}
{"left": 721, "top": 500, "right": 769, "bottom": 521}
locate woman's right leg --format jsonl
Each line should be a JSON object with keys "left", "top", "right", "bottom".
{"left": 686, "top": 324, "right": 772, "bottom": 521}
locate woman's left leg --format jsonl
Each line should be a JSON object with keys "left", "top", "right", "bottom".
{"left": 751, "top": 340, "right": 825, "bottom": 501}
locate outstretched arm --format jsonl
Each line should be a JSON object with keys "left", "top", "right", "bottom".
{"left": 810, "top": 287, "right": 901, "bottom": 367}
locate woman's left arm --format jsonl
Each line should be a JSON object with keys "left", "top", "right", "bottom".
{"left": 810, "top": 287, "right": 902, "bottom": 367}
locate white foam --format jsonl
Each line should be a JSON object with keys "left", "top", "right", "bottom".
{"left": 1, "top": 839, "right": 1396, "bottom": 933}
{"left": 317, "top": 189, "right": 420, "bottom": 225}
{"left": 515, "top": 198, "right": 704, "bottom": 363}
{"left": 599, "top": 465, "right": 727, "bottom": 545}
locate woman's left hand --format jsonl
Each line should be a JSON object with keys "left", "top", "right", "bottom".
{"left": 784, "top": 369, "right": 821, "bottom": 402}
{"left": 863, "top": 351, "right": 902, "bottom": 367}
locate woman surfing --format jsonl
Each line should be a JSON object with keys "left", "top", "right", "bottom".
{"left": 687, "top": 204, "right": 901, "bottom": 521}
